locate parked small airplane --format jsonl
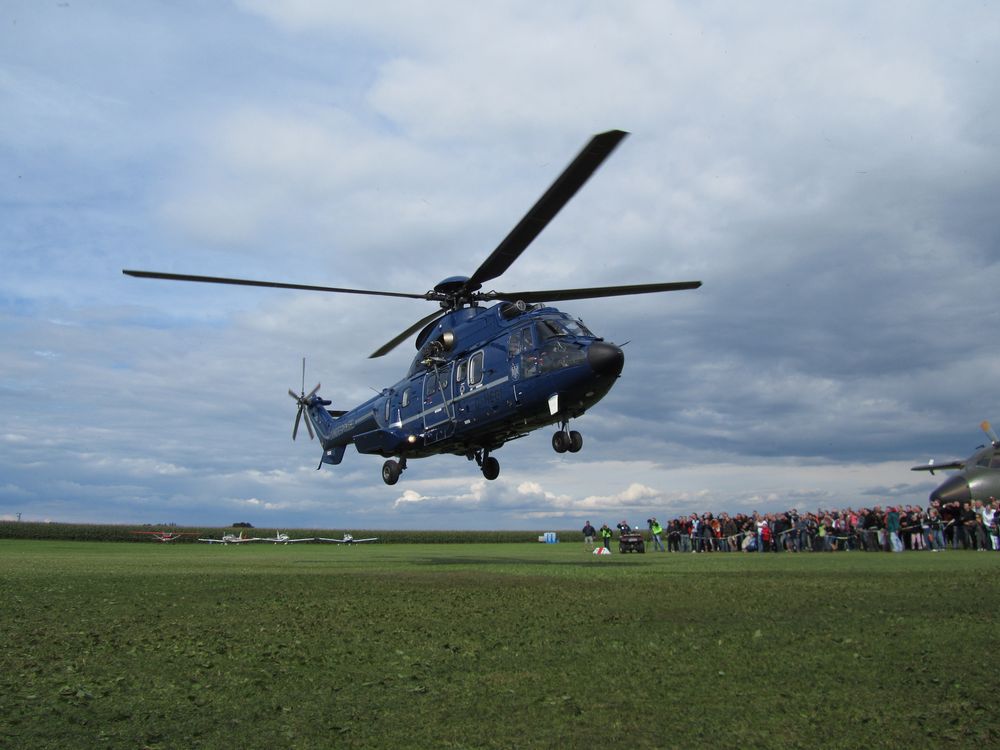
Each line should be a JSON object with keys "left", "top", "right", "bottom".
{"left": 316, "top": 533, "right": 378, "bottom": 544}
{"left": 911, "top": 420, "right": 1000, "bottom": 503}
{"left": 131, "top": 530, "right": 192, "bottom": 542}
{"left": 198, "top": 531, "right": 261, "bottom": 544}
{"left": 261, "top": 531, "right": 314, "bottom": 544}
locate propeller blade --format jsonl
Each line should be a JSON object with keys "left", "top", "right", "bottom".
{"left": 123, "top": 270, "right": 428, "bottom": 300}
{"left": 465, "top": 130, "right": 629, "bottom": 290}
{"left": 304, "top": 411, "right": 315, "bottom": 440}
{"left": 486, "top": 280, "right": 701, "bottom": 303}
{"left": 306, "top": 383, "right": 321, "bottom": 400}
{"left": 369, "top": 309, "right": 445, "bottom": 359}
{"left": 293, "top": 406, "right": 303, "bottom": 441}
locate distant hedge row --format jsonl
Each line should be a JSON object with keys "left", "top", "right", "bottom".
{"left": 0, "top": 521, "right": 582, "bottom": 544}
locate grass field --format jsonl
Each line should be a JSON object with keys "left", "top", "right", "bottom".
{"left": 2, "top": 540, "right": 998, "bottom": 749}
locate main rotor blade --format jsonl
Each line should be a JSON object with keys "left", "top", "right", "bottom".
{"left": 486, "top": 280, "right": 702, "bottom": 303}
{"left": 369, "top": 309, "right": 445, "bottom": 359}
{"left": 123, "top": 270, "right": 428, "bottom": 300}
{"left": 465, "top": 129, "right": 629, "bottom": 290}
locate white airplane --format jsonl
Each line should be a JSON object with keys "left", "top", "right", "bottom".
{"left": 315, "top": 533, "right": 378, "bottom": 544}
{"left": 261, "top": 531, "right": 314, "bottom": 544}
{"left": 198, "top": 531, "right": 261, "bottom": 544}
{"left": 131, "top": 530, "right": 192, "bottom": 542}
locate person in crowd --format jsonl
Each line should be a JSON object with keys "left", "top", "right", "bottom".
{"left": 648, "top": 518, "right": 665, "bottom": 552}
{"left": 582, "top": 520, "right": 596, "bottom": 549}
{"left": 614, "top": 498, "right": 1000, "bottom": 554}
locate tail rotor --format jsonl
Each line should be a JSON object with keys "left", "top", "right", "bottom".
{"left": 289, "top": 358, "right": 320, "bottom": 441}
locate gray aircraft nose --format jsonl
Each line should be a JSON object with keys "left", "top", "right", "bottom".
{"left": 930, "top": 474, "right": 971, "bottom": 504}
{"left": 587, "top": 341, "right": 624, "bottom": 377}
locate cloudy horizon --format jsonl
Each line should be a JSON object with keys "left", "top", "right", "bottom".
{"left": 3, "top": 2, "right": 999, "bottom": 529}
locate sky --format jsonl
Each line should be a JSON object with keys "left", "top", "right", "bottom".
{"left": 2, "top": 1, "right": 1000, "bottom": 530}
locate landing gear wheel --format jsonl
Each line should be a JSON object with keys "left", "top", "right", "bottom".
{"left": 568, "top": 430, "right": 583, "bottom": 453}
{"left": 481, "top": 456, "right": 500, "bottom": 481}
{"left": 552, "top": 431, "right": 570, "bottom": 453}
{"left": 381, "top": 459, "right": 401, "bottom": 485}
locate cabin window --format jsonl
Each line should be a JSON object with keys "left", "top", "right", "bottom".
{"left": 384, "top": 397, "right": 391, "bottom": 422}
{"left": 469, "top": 351, "right": 485, "bottom": 386}
{"left": 401, "top": 388, "right": 410, "bottom": 408}
{"left": 455, "top": 360, "right": 467, "bottom": 383}
{"left": 424, "top": 368, "right": 449, "bottom": 399}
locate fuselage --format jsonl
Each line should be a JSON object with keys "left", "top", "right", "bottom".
{"left": 929, "top": 445, "right": 1000, "bottom": 504}
{"left": 304, "top": 302, "right": 624, "bottom": 466}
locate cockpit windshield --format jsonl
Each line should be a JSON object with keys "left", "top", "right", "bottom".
{"left": 538, "top": 316, "right": 593, "bottom": 339}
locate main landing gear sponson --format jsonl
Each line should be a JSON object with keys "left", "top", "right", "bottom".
{"left": 552, "top": 430, "right": 583, "bottom": 454}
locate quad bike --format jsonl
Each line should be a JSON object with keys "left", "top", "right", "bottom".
{"left": 618, "top": 531, "right": 646, "bottom": 553}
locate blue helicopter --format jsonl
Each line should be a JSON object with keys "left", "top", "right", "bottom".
{"left": 124, "top": 130, "right": 701, "bottom": 485}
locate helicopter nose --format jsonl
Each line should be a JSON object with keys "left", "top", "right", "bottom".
{"left": 930, "top": 475, "right": 971, "bottom": 504}
{"left": 588, "top": 341, "right": 624, "bottom": 377}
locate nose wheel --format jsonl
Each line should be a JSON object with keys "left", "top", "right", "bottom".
{"left": 552, "top": 429, "right": 583, "bottom": 454}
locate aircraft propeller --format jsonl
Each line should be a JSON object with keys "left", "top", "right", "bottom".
{"left": 123, "top": 129, "right": 702, "bottom": 358}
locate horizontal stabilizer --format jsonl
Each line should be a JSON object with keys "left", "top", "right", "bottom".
{"left": 910, "top": 460, "right": 964, "bottom": 475}
{"left": 322, "top": 445, "right": 347, "bottom": 465}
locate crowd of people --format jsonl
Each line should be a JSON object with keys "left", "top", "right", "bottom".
{"left": 582, "top": 498, "right": 1000, "bottom": 552}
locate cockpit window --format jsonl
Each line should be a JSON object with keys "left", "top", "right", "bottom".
{"left": 538, "top": 317, "right": 593, "bottom": 339}
{"left": 563, "top": 318, "right": 592, "bottom": 336}
{"left": 508, "top": 332, "right": 522, "bottom": 357}
{"left": 990, "top": 455, "right": 1000, "bottom": 469}
{"left": 520, "top": 327, "right": 533, "bottom": 351}
{"left": 978, "top": 455, "right": 991, "bottom": 468}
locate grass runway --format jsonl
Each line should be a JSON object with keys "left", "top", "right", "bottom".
{"left": 2, "top": 539, "right": 998, "bottom": 748}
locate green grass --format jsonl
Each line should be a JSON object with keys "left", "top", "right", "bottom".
{"left": 2, "top": 541, "right": 998, "bottom": 748}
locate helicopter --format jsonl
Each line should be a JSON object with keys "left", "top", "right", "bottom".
{"left": 911, "top": 420, "right": 1000, "bottom": 504}
{"left": 124, "top": 129, "right": 701, "bottom": 485}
